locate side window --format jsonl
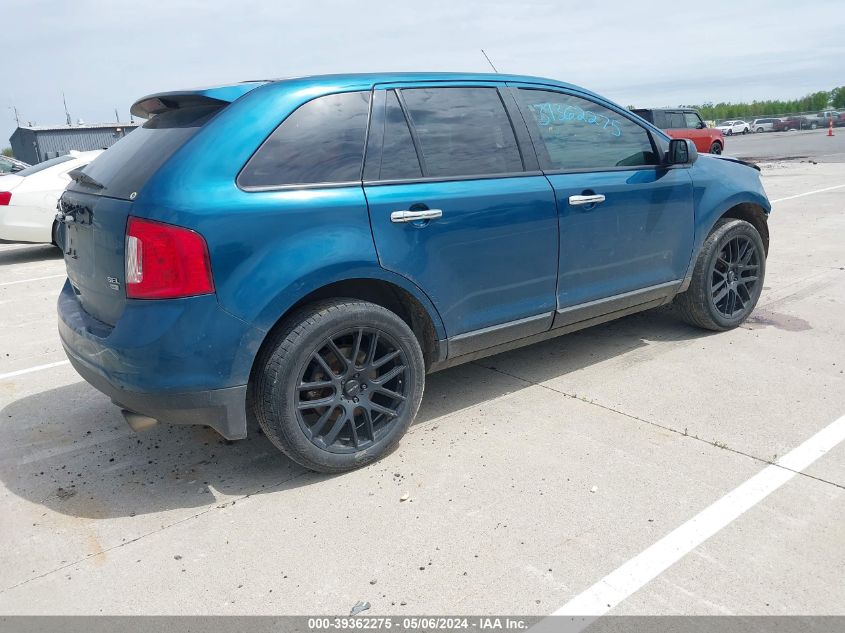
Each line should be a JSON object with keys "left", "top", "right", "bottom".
{"left": 518, "top": 89, "right": 658, "bottom": 171}
{"left": 652, "top": 111, "right": 669, "bottom": 129}
{"left": 666, "top": 112, "right": 686, "bottom": 129}
{"left": 399, "top": 87, "right": 523, "bottom": 178}
{"left": 684, "top": 112, "right": 702, "bottom": 129}
{"left": 239, "top": 91, "right": 370, "bottom": 188}
{"left": 379, "top": 90, "right": 422, "bottom": 180}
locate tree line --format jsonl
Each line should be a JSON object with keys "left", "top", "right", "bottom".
{"left": 677, "top": 86, "right": 845, "bottom": 121}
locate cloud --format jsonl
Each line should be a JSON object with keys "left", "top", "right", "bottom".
{"left": 2, "top": 0, "right": 843, "bottom": 147}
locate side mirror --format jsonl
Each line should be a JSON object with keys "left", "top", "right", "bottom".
{"left": 698, "top": 121, "right": 708, "bottom": 129}
{"left": 667, "top": 138, "right": 698, "bottom": 165}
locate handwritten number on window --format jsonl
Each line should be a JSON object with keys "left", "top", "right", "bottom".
{"left": 528, "top": 102, "right": 622, "bottom": 137}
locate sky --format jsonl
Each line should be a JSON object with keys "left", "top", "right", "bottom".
{"left": 2, "top": 0, "right": 843, "bottom": 149}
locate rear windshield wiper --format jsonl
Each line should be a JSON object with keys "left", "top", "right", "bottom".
{"left": 68, "top": 167, "right": 105, "bottom": 190}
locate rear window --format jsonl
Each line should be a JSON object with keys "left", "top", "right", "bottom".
{"left": 16, "top": 155, "right": 75, "bottom": 177}
{"left": 71, "top": 105, "right": 222, "bottom": 199}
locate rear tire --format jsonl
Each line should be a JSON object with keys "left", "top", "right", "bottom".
{"left": 674, "top": 219, "right": 766, "bottom": 331}
{"left": 253, "top": 299, "right": 425, "bottom": 473}
{"left": 51, "top": 221, "right": 60, "bottom": 249}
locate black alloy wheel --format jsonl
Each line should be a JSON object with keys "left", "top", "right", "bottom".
{"left": 253, "top": 299, "right": 425, "bottom": 473}
{"left": 296, "top": 327, "right": 408, "bottom": 453}
{"left": 710, "top": 235, "right": 760, "bottom": 320}
{"left": 673, "top": 218, "right": 766, "bottom": 331}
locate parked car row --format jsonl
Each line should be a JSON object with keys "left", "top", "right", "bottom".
{"left": 728, "top": 112, "right": 843, "bottom": 133}
{"left": 633, "top": 110, "right": 844, "bottom": 141}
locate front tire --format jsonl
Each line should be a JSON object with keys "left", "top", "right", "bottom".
{"left": 709, "top": 141, "right": 723, "bottom": 154}
{"left": 674, "top": 219, "right": 766, "bottom": 331}
{"left": 253, "top": 299, "right": 425, "bottom": 473}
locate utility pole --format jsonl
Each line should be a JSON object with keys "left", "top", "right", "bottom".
{"left": 62, "top": 91, "right": 72, "bottom": 125}
{"left": 9, "top": 105, "right": 21, "bottom": 127}
{"left": 481, "top": 49, "right": 499, "bottom": 73}
{"left": 115, "top": 108, "right": 120, "bottom": 123}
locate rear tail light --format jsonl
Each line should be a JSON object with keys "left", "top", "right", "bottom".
{"left": 0, "top": 192, "right": 11, "bottom": 206}
{"left": 125, "top": 217, "right": 214, "bottom": 299}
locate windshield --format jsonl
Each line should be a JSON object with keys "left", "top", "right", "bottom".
{"left": 72, "top": 105, "right": 223, "bottom": 200}
{"left": 15, "top": 154, "right": 75, "bottom": 177}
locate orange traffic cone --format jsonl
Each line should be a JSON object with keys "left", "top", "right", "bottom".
{"left": 829, "top": 119, "right": 835, "bottom": 136}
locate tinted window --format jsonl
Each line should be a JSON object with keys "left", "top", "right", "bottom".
{"left": 684, "top": 112, "right": 702, "bottom": 129}
{"left": 400, "top": 87, "right": 523, "bottom": 178}
{"left": 519, "top": 89, "right": 658, "bottom": 170}
{"left": 379, "top": 90, "right": 422, "bottom": 180}
{"left": 665, "top": 112, "right": 686, "bottom": 129}
{"left": 632, "top": 109, "right": 654, "bottom": 123}
{"left": 240, "top": 91, "right": 371, "bottom": 188}
{"left": 16, "top": 154, "right": 75, "bottom": 177}
{"left": 74, "top": 105, "right": 222, "bottom": 199}
{"left": 651, "top": 111, "right": 669, "bottom": 129}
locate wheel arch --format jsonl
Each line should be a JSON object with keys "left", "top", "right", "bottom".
{"left": 250, "top": 273, "right": 447, "bottom": 380}
{"left": 719, "top": 201, "right": 770, "bottom": 255}
{"left": 680, "top": 194, "right": 770, "bottom": 292}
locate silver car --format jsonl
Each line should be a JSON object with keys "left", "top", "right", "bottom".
{"left": 751, "top": 118, "right": 778, "bottom": 133}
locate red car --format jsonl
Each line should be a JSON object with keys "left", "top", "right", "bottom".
{"left": 632, "top": 108, "right": 725, "bottom": 154}
{"left": 772, "top": 116, "right": 808, "bottom": 131}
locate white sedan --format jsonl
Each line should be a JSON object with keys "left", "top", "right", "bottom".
{"left": 715, "top": 120, "right": 750, "bottom": 135}
{"left": 0, "top": 150, "right": 103, "bottom": 245}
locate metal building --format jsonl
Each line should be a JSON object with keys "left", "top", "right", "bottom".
{"left": 9, "top": 122, "right": 138, "bottom": 165}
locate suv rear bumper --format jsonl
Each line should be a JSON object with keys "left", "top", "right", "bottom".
{"left": 65, "top": 348, "right": 248, "bottom": 438}
{"left": 58, "top": 280, "right": 265, "bottom": 439}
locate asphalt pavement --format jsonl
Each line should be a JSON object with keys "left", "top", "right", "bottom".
{"left": 723, "top": 127, "right": 845, "bottom": 163}
{"left": 0, "top": 160, "right": 843, "bottom": 616}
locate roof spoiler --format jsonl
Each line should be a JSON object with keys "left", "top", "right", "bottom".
{"left": 129, "top": 82, "right": 266, "bottom": 119}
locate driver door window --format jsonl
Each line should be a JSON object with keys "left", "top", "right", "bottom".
{"left": 517, "top": 89, "right": 658, "bottom": 170}
{"left": 684, "top": 112, "right": 703, "bottom": 129}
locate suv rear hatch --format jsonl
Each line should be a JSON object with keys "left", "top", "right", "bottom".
{"left": 61, "top": 84, "right": 262, "bottom": 327}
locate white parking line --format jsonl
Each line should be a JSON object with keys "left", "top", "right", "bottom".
{"left": 0, "top": 360, "right": 70, "bottom": 381}
{"left": 553, "top": 413, "right": 845, "bottom": 617}
{"left": 0, "top": 274, "right": 66, "bottom": 287}
{"left": 771, "top": 183, "right": 845, "bottom": 203}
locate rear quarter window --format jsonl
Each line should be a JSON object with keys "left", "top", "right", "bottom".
{"left": 239, "top": 91, "right": 371, "bottom": 189}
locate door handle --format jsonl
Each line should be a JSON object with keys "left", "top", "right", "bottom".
{"left": 568, "top": 194, "right": 606, "bottom": 206}
{"left": 390, "top": 209, "right": 443, "bottom": 223}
